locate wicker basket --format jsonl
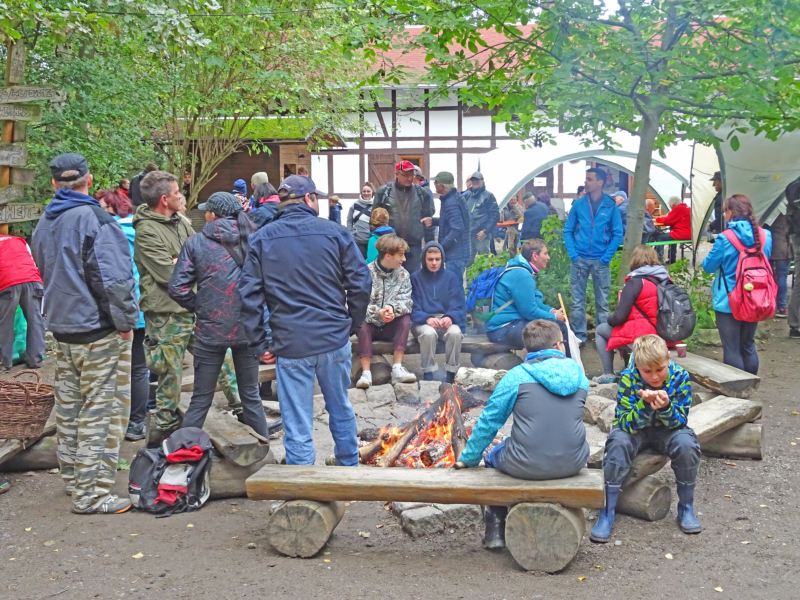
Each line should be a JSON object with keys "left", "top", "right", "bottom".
{"left": 0, "top": 370, "right": 56, "bottom": 440}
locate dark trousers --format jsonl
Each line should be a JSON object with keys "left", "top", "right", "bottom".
{"left": 486, "top": 318, "right": 571, "bottom": 358}
{"left": 129, "top": 327, "right": 150, "bottom": 425}
{"left": 356, "top": 240, "right": 369, "bottom": 260}
{"left": 404, "top": 242, "right": 423, "bottom": 274}
{"left": 0, "top": 281, "right": 45, "bottom": 369}
{"left": 357, "top": 314, "right": 411, "bottom": 358}
{"left": 603, "top": 426, "right": 701, "bottom": 485}
{"left": 715, "top": 310, "right": 759, "bottom": 375}
{"left": 181, "top": 341, "right": 269, "bottom": 438}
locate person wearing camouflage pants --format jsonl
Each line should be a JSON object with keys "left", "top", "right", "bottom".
{"left": 144, "top": 311, "right": 241, "bottom": 432}
{"left": 55, "top": 333, "right": 132, "bottom": 513}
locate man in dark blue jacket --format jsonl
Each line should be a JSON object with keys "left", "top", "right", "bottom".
{"left": 410, "top": 242, "right": 467, "bottom": 383}
{"left": 563, "top": 168, "right": 624, "bottom": 344}
{"left": 239, "top": 175, "right": 372, "bottom": 467}
{"left": 422, "top": 171, "right": 470, "bottom": 284}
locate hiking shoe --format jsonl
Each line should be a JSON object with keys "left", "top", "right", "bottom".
{"left": 125, "top": 420, "right": 146, "bottom": 441}
{"left": 356, "top": 371, "right": 372, "bottom": 389}
{"left": 325, "top": 454, "right": 337, "bottom": 466}
{"left": 775, "top": 308, "right": 788, "bottom": 318}
{"left": 790, "top": 327, "right": 800, "bottom": 339}
{"left": 268, "top": 419, "right": 284, "bottom": 438}
{"left": 592, "top": 373, "right": 617, "bottom": 385}
{"left": 391, "top": 365, "right": 416, "bottom": 385}
{"left": 73, "top": 494, "right": 131, "bottom": 515}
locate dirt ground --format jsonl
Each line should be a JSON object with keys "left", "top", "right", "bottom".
{"left": 1, "top": 316, "right": 799, "bottom": 600}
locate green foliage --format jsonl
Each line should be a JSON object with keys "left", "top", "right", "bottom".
{"left": 668, "top": 258, "right": 716, "bottom": 349}
{"left": 466, "top": 250, "right": 510, "bottom": 282}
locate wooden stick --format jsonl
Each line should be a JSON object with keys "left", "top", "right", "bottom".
{"left": 447, "top": 389, "right": 469, "bottom": 462}
{"left": 376, "top": 393, "right": 447, "bottom": 467}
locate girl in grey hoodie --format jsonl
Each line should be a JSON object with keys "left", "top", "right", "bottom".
{"left": 347, "top": 182, "right": 375, "bottom": 258}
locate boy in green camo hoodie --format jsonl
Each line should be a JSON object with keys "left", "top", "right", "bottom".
{"left": 590, "top": 334, "right": 701, "bottom": 543}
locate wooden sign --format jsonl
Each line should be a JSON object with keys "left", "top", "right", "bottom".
{"left": 0, "top": 203, "right": 43, "bottom": 223}
{"left": 13, "top": 122, "right": 26, "bottom": 143}
{"left": 0, "top": 104, "right": 41, "bottom": 121}
{"left": 0, "top": 86, "right": 65, "bottom": 104}
{"left": 8, "top": 43, "right": 26, "bottom": 84}
{"left": 0, "top": 143, "right": 28, "bottom": 166}
{"left": 0, "top": 186, "right": 26, "bottom": 206}
{"left": 10, "top": 168, "right": 35, "bottom": 186}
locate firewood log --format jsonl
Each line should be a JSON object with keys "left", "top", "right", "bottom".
{"left": 505, "top": 503, "right": 586, "bottom": 572}
{"left": 266, "top": 499, "right": 345, "bottom": 558}
{"left": 447, "top": 389, "right": 469, "bottom": 462}
{"left": 376, "top": 393, "right": 448, "bottom": 467}
{"left": 617, "top": 475, "right": 671, "bottom": 521}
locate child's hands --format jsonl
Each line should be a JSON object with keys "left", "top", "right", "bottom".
{"left": 639, "top": 389, "right": 669, "bottom": 409}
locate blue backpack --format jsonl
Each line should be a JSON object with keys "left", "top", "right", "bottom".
{"left": 466, "top": 266, "right": 524, "bottom": 322}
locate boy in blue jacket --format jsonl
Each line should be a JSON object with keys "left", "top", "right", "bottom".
{"left": 590, "top": 334, "right": 701, "bottom": 544}
{"left": 454, "top": 320, "right": 589, "bottom": 549}
{"left": 563, "top": 168, "right": 624, "bottom": 343}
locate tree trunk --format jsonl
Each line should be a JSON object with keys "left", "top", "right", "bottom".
{"left": 617, "top": 108, "right": 663, "bottom": 286}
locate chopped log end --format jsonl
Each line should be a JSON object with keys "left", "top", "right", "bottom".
{"left": 505, "top": 503, "right": 586, "bottom": 572}
{"left": 618, "top": 476, "right": 671, "bottom": 522}
{"left": 266, "top": 500, "right": 345, "bottom": 558}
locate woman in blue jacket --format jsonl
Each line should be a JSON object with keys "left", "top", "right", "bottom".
{"left": 702, "top": 195, "right": 772, "bottom": 374}
{"left": 485, "top": 239, "right": 570, "bottom": 357}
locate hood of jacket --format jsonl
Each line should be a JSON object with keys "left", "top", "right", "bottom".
{"left": 726, "top": 218, "right": 757, "bottom": 245}
{"left": 373, "top": 225, "right": 395, "bottom": 237}
{"left": 260, "top": 194, "right": 279, "bottom": 204}
{"left": 202, "top": 216, "right": 239, "bottom": 245}
{"left": 626, "top": 264, "right": 669, "bottom": 282}
{"left": 506, "top": 253, "right": 534, "bottom": 274}
{"left": 519, "top": 351, "right": 588, "bottom": 396}
{"left": 420, "top": 240, "right": 446, "bottom": 273}
{"left": 45, "top": 188, "right": 99, "bottom": 218}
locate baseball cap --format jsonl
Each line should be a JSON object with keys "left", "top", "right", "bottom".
{"left": 469, "top": 171, "right": 484, "bottom": 181}
{"left": 413, "top": 165, "right": 423, "bottom": 177}
{"left": 613, "top": 191, "right": 628, "bottom": 200}
{"left": 710, "top": 171, "right": 721, "bottom": 181}
{"left": 197, "top": 192, "right": 242, "bottom": 216}
{"left": 50, "top": 153, "right": 89, "bottom": 181}
{"left": 432, "top": 171, "right": 454, "bottom": 185}
{"left": 278, "top": 175, "right": 326, "bottom": 199}
{"left": 395, "top": 160, "right": 415, "bottom": 172}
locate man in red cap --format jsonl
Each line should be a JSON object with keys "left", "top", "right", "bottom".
{"left": 372, "top": 160, "right": 435, "bottom": 273}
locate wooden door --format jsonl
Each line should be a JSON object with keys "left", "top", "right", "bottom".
{"left": 369, "top": 154, "right": 396, "bottom": 187}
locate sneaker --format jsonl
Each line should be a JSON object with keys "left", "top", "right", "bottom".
{"left": 592, "top": 373, "right": 617, "bottom": 385}
{"left": 325, "top": 454, "right": 337, "bottom": 466}
{"left": 391, "top": 365, "right": 417, "bottom": 385}
{"left": 775, "top": 308, "right": 788, "bottom": 318}
{"left": 268, "top": 419, "right": 284, "bottom": 438}
{"left": 356, "top": 370, "right": 372, "bottom": 389}
{"left": 124, "top": 420, "right": 146, "bottom": 441}
{"left": 73, "top": 494, "right": 131, "bottom": 515}
{"left": 790, "top": 328, "right": 800, "bottom": 339}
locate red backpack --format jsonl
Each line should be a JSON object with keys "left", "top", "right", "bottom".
{"left": 721, "top": 228, "right": 777, "bottom": 322}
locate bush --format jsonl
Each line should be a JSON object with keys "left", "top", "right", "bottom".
{"left": 668, "top": 258, "right": 716, "bottom": 349}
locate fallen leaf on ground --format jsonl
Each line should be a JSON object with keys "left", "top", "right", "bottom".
{"left": 44, "top": 540, "right": 55, "bottom": 547}
{"left": 725, "top": 462, "right": 736, "bottom": 466}
{"left": 578, "top": 576, "right": 586, "bottom": 581}
{"left": 24, "top": 528, "right": 31, "bottom": 532}
{"left": 792, "top": 442, "right": 797, "bottom": 446}
{"left": 130, "top": 534, "right": 138, "bottom": 536}
{"left": 595, "top": 565, "right": 601, "bottom": 569}
{"left": 665, "top": 553, "right": 673, "bottom": 560}
{"left": 741, "top": 541, "right": 751, "bottom": 544}
{"left": 132, "top": 553, "right": 143, "bottom": 559}
{"left": 714, "top": 587, "right": 723, "bottom": 592}
{"left": 760, "top": 505, "right": 768, "bottom": 507}
{"left": 323, "top": 559, "right": 330, "bottom": 563}
{"left": 9, "top": 558, "right": 15, "bottom": 561}
{"left": 791, "top": 411, "right": 798, "bottom": 415}
{"left": 48, "top": 468, "right": 59, "bottom": 474}
{"left": 724, "top": 495, "right": 732, "bottom": 498}
{"left": 230, "top": 508, "right": 238, "bottom": 513}
{"left": 232, "top": 536, "right": 238, "bottom": 539}
{"left": 187, "top": 524, "right": 194, "bottom": 528}
{"left": 376, "top": 524, "right": 383, "bottom": 529}
{"left": 358, "top": 531, "right": 370, "bottom": 538}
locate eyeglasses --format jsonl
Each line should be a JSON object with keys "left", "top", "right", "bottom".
{"left": 553, "top": 340, "right": 565, "bottom": 348}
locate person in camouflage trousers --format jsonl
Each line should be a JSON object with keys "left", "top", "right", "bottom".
{"left": 32, "top": 153, "right": 140, "bottom": 514}
{"left": 133, "top": 171, "right": 241, "bottom": 444}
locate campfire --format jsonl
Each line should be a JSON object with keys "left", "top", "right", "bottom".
{"left": 358, "top": 384, "right": 485, "bottom": 468}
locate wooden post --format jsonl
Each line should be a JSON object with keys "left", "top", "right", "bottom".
{"left": 265, "top": 499, "right": 346, "bottom": 558}
{"left": 504, "top": 503, "right": 586, "bottom": 572}
{"left": 0, "top": 40, "right": 17, "bottom": 234}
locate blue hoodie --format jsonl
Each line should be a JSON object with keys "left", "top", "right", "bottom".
{"left": 45, "top": 187, "right": 101, "bottom": 215}
{"left": 563, "top": 193, "right": 624, "bottom": 263}
{"left": 410, "top": 241, "right": 467, "bottom": 329}
{"left": 703, "top": 218, "right": 772, "bottom": 313}
{"left": 366, "top": 226, "right": 395, "bottom": 263}
{"left": 459, "top": 351, "right": 589, "bottom": 479}
{"left": 116, "top": 215, "right": 146, "bottom": 329}
{"left": 485, "top": 254, "right": 556, "bottom": 332}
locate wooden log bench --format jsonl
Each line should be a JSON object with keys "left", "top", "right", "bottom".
{"left": 246, "top": 464, "right": 604, "bottom": 572}
{"left": 672, "top": 352, "right": 760, "bottom": 399}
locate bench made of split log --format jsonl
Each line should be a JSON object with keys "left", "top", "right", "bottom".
{"left": 672, "top": 352, "right": 760, "bottom": 399}
{"left": 246, "top": 465, "right": 603, "bottom": 571}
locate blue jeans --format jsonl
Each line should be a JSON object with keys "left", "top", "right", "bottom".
{"left": 276, "top": 342, "right": 358, "bottom": 466}
{"left": 446, "top": 258, "right": 466, "bottom": 287}
{"left": 486, "top": 318, "right": 571, "bottom": 358}
{"left": 483, "top": 439, "right": 505, "bottom": 469}
{"left": 772, "top": 259, "right": 790, "bottom": 310}
{"left": 570, "top": 257, "right": 611, "bottom": 342}
{"left": 603, "top": 426, "right": 700, "bottom": 485}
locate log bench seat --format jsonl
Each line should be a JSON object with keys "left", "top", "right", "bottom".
{"left": 246, "top": 464, "right": 604, "bottom": 571}
{"left": 672, "top": 352, "right": 760, "bottom": 399}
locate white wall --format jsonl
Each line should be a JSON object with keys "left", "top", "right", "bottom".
{"left": 332, "top": 154, "right": 361, "bottom": 195}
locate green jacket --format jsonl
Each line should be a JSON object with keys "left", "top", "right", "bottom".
{"left": 132, "top": 204, "right": 195, "bottom": 314}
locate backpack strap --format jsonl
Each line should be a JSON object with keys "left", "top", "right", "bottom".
{"left": 491, "top": 266, "right": 527, "bottom": 314}
{"left": 353, "top": 203, "right": 371, "bottom": 223}
{"left": 633, "top": 302, "right": 657, "bottom": 328}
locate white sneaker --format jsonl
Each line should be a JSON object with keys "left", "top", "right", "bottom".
{"left": 391, "top": 365, "right": 417, "bottom": 384}
{"left": 356, "top": 370, "right": 372, "bottom": 389}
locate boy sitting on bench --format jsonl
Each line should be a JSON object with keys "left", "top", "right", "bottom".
{"left": 590, "top": 334, "right": 702, "bottom": 543}
{"left": 454, "top": 320, "right": 589, "bottom": 549}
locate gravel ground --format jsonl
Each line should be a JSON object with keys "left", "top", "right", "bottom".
{"left": 1, "top": 316, "right": 798, "bottom": 600}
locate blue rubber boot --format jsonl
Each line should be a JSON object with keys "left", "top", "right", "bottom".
{"left": 676, "top": 481, "right": 702, "bottom": 534}
{"left": 590, "top": 483, "right": 621, "bottom": 543}
{"left": 423, "top": 372, "right": 434, "bottom": 382}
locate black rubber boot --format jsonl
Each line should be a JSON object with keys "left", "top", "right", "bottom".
{"left": 446, "top": 371, "right": 456, "bottom": 384}
{"left": 481, "top": 506, "right": 508, "bottom": 549}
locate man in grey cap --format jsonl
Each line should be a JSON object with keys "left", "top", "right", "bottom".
{"left": 32, "top": 153, "right": 140, "bottom": 515}
{"left": 413, "top": 165, "right": 433, "bottom": 203}
{"left": 463, "top": 171, "right": 500, "bottom": 266}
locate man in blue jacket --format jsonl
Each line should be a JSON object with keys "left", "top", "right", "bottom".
{"left": 563, "top": 168, "right": 624, "bottom": 344}
{"left": 421, "top": 171, "right": 470, "bottom": 284}
{"left": 410, "top": 242, "right": 467, "bottom": 383}
{"left": 239, "top": 175, "right": 372, "bottom": 467}
{"left": 485, "top": 239, "right": 570, "bottom": 356}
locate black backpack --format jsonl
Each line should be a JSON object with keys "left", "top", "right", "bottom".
{"left": 635, "top": 276, "right": 696, "bottom": 343}
{"left": 128, "top": 427, "right": 213, "bottom": 517}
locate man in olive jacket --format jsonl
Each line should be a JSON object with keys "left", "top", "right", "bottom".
{"left": 133, "top": 171, "right": 240, "bottom": 443}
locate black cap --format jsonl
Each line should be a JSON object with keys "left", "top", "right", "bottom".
{"left": 710, "top": 171, "right": 721, "bottom": 181}
{"left": 50, "top": 153, "right": 89, "bottom": 181}
{"left": 197, "top": 192, "right": 242, "bottom": 216}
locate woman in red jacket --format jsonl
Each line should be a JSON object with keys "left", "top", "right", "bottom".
{"left": 593, "top": 246, "right": 672, "bottom": 383}
{"left": 653, "top": 196, "right": 692, "bottom": 262}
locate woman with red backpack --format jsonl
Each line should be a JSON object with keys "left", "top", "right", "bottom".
{"left": 703, "top": 195, "right": 773, "bottom": 374}
{"left": 593, "top": 246, "right": 672, "bottom": 383}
